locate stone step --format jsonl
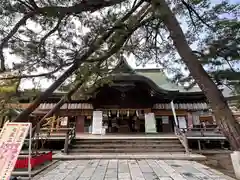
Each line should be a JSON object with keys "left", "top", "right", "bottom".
{"left": 74, "top": 139, "right": 181, "bottom": 144}
{"left": 69, "top": 148, "right": 185, "bottom": 153}
{"left": 53, "top": 152, "right": 206, "bottom": 161}
{"left": 71, "top": 143, "right": 183, "bottom": 149}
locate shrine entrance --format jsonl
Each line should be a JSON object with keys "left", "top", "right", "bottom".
{"left": 88, "top": 75, "right": 177, "bottom": 135}
{"left": 102, "top": 112, "right": 146, "bottom": 134}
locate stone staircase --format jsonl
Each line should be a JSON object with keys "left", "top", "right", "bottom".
{"left": 68, "top": 137, "right": 185, "bottom": 154}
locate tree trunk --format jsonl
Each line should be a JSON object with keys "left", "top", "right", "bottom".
{"left": 155, "top": 0, "right": 240, "bottom": 150}
{"left": 32, "top": 80, "right": 84, "bottom": 136}
{"left": 13, "top": 63, "right": 80, "bottom": 122}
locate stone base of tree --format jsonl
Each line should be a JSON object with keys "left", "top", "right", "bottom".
{"left": 230, "top": 151, "right": 240, "bottom": 179}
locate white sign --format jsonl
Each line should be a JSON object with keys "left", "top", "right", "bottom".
{"left": 60, "top": 117, "right": 68, "bottom": 126}
{"left": 178, "top": 116, "right": 187, "bottom": 129}
{"left": 231, "top": 151, "right": 240, "bottom": 179}
{"left": 162, "top": 116, "right": 169, "bottom": 124}
{"left": 92, "top": 111, "right": 103, "bottom": 134}
{"left": 0, "top": 122, "right": 31, "bottom": 180}
{"left": 145, "top": 113, "right": 157, "bottom": 133}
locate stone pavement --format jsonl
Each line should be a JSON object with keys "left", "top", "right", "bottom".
{"left": 32, "top": 159, "right": 235, "bottom": 180}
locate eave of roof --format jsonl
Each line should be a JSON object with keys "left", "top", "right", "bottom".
{"left": 134, "top": 69, "right": 202, "bottom": 93}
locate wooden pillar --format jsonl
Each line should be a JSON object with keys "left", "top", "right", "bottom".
{"left": 50, "top": 116, "right": 56, "bottom": 133}
{"left": 170, "top": 101, "right": 178, "bottom": 128}
{"left": 187, "top": 113, "right": 193, "bottom": 130}
{"left": 75, "top": 116, "right": 85, "bottom": 133}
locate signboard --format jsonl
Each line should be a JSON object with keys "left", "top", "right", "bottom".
{"left": 162, "top": 116, "right": 169, "bottom": 124}
{"left": 60, "top": 117, "right": 68, "bottom": 126}
{"left": 178, "top": 116, "right": 187, "bottom": 129}
{"left": 145, "top": 113, "right": 157, "bottom": 133}
{"left": 92, "top": 111, "right": 103, "bottom": 134}
{"left": 0, "top": 122, "right": 31, "bottom": 180}
{"left": 231, "top": 151, "right": 240, "bottom": 179}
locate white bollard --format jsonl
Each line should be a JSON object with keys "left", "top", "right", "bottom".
{"left": 230, "top": 151, "right": 240, "bottom": 179}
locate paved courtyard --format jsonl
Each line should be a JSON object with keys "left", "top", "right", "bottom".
{"left": 33, "top": 159, "right": 235, "bottom": 180}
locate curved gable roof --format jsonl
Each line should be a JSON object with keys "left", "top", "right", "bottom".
{"left": 134, "top": 69, "right": 202, "bottom": 93}
{"left": 108, "top": 73, "right": 178, "bottom": 94}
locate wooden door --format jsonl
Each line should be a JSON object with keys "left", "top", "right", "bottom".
{"left": 75, "top": 116, "right": 85, "bottom": 133}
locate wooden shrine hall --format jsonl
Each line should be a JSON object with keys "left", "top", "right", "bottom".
{"left": 2, "top": 58, "right": 226, "bottom": 137}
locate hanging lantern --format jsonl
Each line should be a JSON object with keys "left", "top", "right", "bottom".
{"left": 108, "top": 111, "right": 111, "bottom": 117}
{"left": 117, "top": 110, "right": 119, "bottom": 118}
{"left": 127, "top": 110, "right": 130, "bottom": 117}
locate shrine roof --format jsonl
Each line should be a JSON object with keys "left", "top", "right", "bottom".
{"left": 133, "top": 69, "right": 202, "bottom": 93}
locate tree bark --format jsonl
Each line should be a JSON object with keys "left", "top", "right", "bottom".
{"left": 32, "top": 79, "right": 84, "bottom": 136}
{"left": 13, "top": 63, "right": 80, "bottom": 122}
{"left": 154, "top": 0, "right": 240, "bottom": 150}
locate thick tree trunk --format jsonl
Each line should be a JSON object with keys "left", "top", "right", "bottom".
{"left": 32, "top": 80, "right": 84, "bottom": 135}
{"left": 13, "top": 63, "right": 80, "bottom": 122}
{"left": 155, "top": 0, "right": 240, "bottom": 150}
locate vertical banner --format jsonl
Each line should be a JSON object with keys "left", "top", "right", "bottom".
{"left": 0, "top": 122, "right": 31, "bottom": 180}
{"left": 92, "top": 111, "right": 103, "bottom": 135}
{"left": 178, "top": 116, "right": 187, "bottom": 129}
{"left": 144, "top": 113, "right": 157, "bottom": 133}
{"left": 192, "top": 112, "right": 200, "bottom": 125}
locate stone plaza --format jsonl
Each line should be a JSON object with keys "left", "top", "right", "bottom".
{"left": 33, "top": 159, "right": 235, "bottom": 180}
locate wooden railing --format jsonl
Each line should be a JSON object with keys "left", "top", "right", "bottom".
{"left": 174, "top": 127, "right": 189, "bottom": 154}
{"left": 180, "top": 127, "right": 223, "bottom": 137}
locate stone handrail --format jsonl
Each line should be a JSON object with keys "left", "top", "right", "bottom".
{"left": 174, "top": 127, "right": 189, "bottom": 154}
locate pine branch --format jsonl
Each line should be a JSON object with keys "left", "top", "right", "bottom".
{"left": 16, "top": 0, "right": 35, "bottom": 10}
{"left": 181, "top": 0, "right": 215, "bottom": 31}
{"left": 38, "top": 16, "right": 64, "bottom": 57}
{"left": 0, "top": 62, "right": 72, "bottom": 80}
{"left": 0, "top": 11, "right": 36, "bottom": 72}
{"left": 0, "top": 0, "right": 128, "bottom": 72}
{"left": 28, "top": 0, "right": 39, "bottom": 9}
